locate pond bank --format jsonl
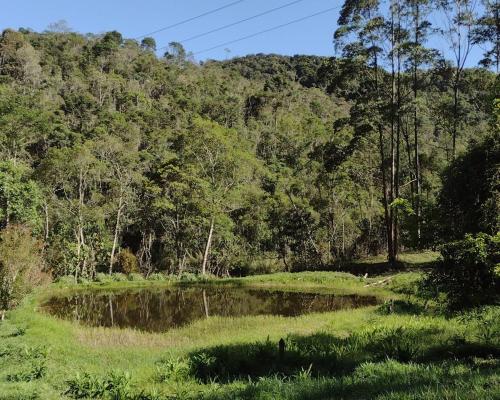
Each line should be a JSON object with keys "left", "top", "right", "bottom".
{"left": 0, "top": 268, "right": 498, "bottom": 400}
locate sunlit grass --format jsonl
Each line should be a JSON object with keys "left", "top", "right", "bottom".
{"left": 0, "top": 255, "right": 497, "bottom": 399}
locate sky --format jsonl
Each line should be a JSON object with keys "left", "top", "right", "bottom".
{"left": 0, "top": 0, "right": 485, "bottom": 65}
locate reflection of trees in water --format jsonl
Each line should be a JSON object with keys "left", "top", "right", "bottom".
{"left": 42, "top": 287, "right": 377, "bottom": 332}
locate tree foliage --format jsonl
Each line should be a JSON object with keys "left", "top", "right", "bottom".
{"left": 0, "top": 26, "right": 496, "bottom": 281}
{"left": 438, "top": 132, "right": 500, "bottom": 240}
{"left": 423, "top": 233, "right": 499, "bottom": 310}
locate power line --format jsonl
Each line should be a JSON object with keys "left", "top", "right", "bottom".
{"left": 192, "top": 5, "right": 340, "bottom": 56}
{"left": 170, "top": 0, "right": 307, "bottom": 48}
{"left": 135, "top": 0, "right": 246, "bottom": 40}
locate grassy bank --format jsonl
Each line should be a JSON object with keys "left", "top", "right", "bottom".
{"left": 0, "top": 259, "right": 498, "bottom": 399}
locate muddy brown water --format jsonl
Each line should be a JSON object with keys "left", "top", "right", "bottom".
{"left": 41, "top": 286, "right": 378, "bottom": 332}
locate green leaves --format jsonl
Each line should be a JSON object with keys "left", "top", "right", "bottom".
{"left": 390, "top": 198, "right": 415, "bottom": 216}
{"left": 426, "top": 233, "right": 500, "bottom": 310}
{"left": 0, "top": 160, "right": 42, "bottom": 229}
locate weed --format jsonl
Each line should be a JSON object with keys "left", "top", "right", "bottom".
{"left": 147, "top": 273, "right": 169, "bottom": 281}
{"left": 7, "top": 358, "right": 46, "bottom": 382}
{"left": 155, "top": 357, "right": 191, "bottom": 382}
{"left": 65, "top": 370, "right": 134, "bottom": 399}
{"left": 112, "top": 273, "right": 128, "bottom": 282}
{"left": 128, "top": 273, "right": 145, "bottom": 282}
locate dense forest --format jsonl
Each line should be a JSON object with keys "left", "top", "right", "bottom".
{"left": 0, "top": 0, "right": 498, "bottom": 303}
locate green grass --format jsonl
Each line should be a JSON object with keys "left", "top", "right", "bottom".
{"left": 339, "top": 251, "right": 441, "bottom": 276}
{"left": 0, "top": 255, "right": 498, "bottom": 399}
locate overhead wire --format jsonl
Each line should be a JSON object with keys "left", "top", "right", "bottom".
{"left": 168, "top": 0, "right": 307, "bottom": 48}
{"left": 191, "top": 5, "right": 341, "bottom": 56}
{"left": 134, "top": 0, "right": 246, "bottom": 40}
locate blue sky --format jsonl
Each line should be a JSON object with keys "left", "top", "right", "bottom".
{"left": 0, "top": 0, "right": 484, "bottom": 65}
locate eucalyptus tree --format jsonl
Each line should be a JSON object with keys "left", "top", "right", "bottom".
{"left": 335, "top": 0, "right": 402, "bottom": 263}
{"left": 402, "top": 0, "right": 438, "bottom": 245}
{"left": 437, "top": 0, "right": 478, "bottom": 157}
{"left": 474, "top": 0, "right": 500, "bottom": 72}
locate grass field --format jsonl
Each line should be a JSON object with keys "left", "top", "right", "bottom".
{"left": 0, "top": 253, "right": 498, "bottom": 400}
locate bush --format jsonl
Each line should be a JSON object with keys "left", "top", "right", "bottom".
{"left": 127, "top": 273, "right": 145, "bottom": 281}
{"left": 65, "top": 371, "right": 133, "bottom": 399}
{"left": 111, "top": 273, "right": 128, "bottom": 282}
{"left": 64, "top": 370, "right": 162, "bottom": 400}
{"left": 95, "top": 273, "right": 113, "bottom": 283}
{"left": 115, "top": 249, "right": 139, "bottom": 274}
{"left": 155, "top": 357, "right": 191, "bottom": 382}
{"left": 437, "top": 132, "right": 500, "bottom": 241}
{"left": 147, "top": 273, "right": 169, "bottom": 281}
{"left": 0, "top": 225, "right": 49, "bottom": 311}
{"left": 7, "top": 346, "right": 48, "bottom": 382}
{"left": 423, "top": 233, "right": 499, "bottom": 310}
{"left": 55, "top": 275, "right": 77, "bottom": 285}
{"left": 7, "top": 358, "right": 46, "bottom": 382}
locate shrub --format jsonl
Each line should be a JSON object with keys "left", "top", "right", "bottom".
{"left": 7, "top": 358, "right": 46, "bottom": 382}
{"left": 7, "top": 346, "right": 48, "bottom": 382}
{"left": 116, "top": 249, "right": 139, "bottom": 274}
{"left": 437, "top": 132, "right": 500, "bottom": 241}
{"left": 55, "top": 275, "right": 77, "bottom": 285}
{"left": 458, "top": 306, "right": 500, "bottom": 345}
{"left": 179, "top": 272, "right": 210, "bottom": 282}
{"left": 155, "top": 357, "right": 191, "bottom": 382}
{"left": 423, "top": 233, "right": 499, "bottom": 310}
{"left": 0, "top": 225, "right": 48, "bottom": 311}
{"left": 111, "top": 273, "right": 128, "bottom": 282}
{"left": 127, "top": 273, "right": 145, "bottom": 282}
{"left": 65, "top": 372, "right": 106, "bottom": 399}
{"left": 65, "top": 371, "right": 133, "bottom": 399}
{"left": 95, "top": 273, "right": 113, "bottom": 283}
{"left": 147, "top": 273, "right": 168, "bottom": 281}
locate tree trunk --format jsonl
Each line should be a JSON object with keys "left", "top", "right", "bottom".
{"left": 387, "top": 1, "right": 397, "bottom": 265}
{"left": 77, "top": 169, "right": 86, "bottom": 279}
{"left": 394, "top": 13, "right": 402, "bottom": 260}
{"left": 109, "top": 194, "right": 124, "bottom": 274}
{"left": 44, "top": 202, "right": 49, "bottom": 242}
{"left": 452, "top": 2, "right": 462, "bottom": 159}
{"left": 452, "top": 75, "right": 459, "bottom": 158}
{"left": 202, "top": 289, "right": 209, "bottom": 317}
{"left": 379, "top": 127, "right": 394, "bottom": 264}
{"left": 413, "top": 2, "right": 422, "bottom": 246}
{"left": 4, "top": 198, "right": 9, "bottom": 227}
{"left": 373, "top": 25, "right": 394, "bottom": 265}
{"left": 139, "top": 231, "right": 154, "bottom": 276}
{"left": 201, "top": 217, "right": 215, "bottom": 276}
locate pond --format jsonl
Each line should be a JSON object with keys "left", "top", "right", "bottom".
{"left": 41, "top": 286, "right": 378, "bottom": 332}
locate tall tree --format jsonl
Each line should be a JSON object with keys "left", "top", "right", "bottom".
{"left": 403, "top": 0, "right": 437, "bottom": 245}
{"left": 335, "top": 0, "right": 401, "bottom": 263}
{"left": 0, "top": 161, "right": 42, "bottom": 229}
{"left": 95, "top": 134, "right": 140, "bottom": 274}
{"left": 438, "top": 0, "right": 478, "bottom": 157}
{"left": 474, "top": 0, "right": 500, "bottom": 72}
{"left": 184, "top": 118, "right": 258, "bottom": 275}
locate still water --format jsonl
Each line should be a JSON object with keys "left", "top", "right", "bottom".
{"left": 42, "top": 286, "right": 378, "bottom": 332}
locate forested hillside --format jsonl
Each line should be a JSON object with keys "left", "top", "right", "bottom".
{"left": 0, "top": 26, "right": 498, "bottom": 283}
{"left": 0, "top": 1, "right": 499, "bottom": 398}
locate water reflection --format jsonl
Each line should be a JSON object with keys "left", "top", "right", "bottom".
{"left": 42, "top": 286, "right": 378, "bottom": 332}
